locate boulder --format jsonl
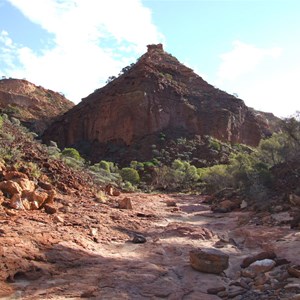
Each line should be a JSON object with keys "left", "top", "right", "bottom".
{"left": 0, "top": 181, "right": 22, "bottom": 196}
{"left": 9, "top": 194, "right": 25, "bottom": 210}
{"left": 105, "top": 184, "right": 121, "bottom": 196}
{"left": 45, "top": 189, "right": 56, "bottom": 205}
{"left": 247, "top": 259, "right": 276, "bottom": 274}
{"left": 15, "top": 178, "right": 36, "bottom": 193}
{"left": 38, "top": 180, "right": 53, "bottom": 191}
{"left": 4, "top": 171, "right": 28, "bottom": 180}
{"left": 241, "top": 251, "right": 276, "bottom": 268}
{"left": 118, "top": 197, "right": 133, "bottom": 209}
{"left": 212, "top": 200, "right": 240, "bottom": 213}
{"left": 44, "top": 204, "right": 57, "bottom": 214}
{"left": 30, "top": 190, "right": 49, "bottom": 208}
{"left": 189, "top": 248, "right": 229, "bottom": 274}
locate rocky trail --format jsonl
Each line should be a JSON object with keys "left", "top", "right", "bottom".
{"left": 1, "top": 192, "right": 300, "bottom": 300}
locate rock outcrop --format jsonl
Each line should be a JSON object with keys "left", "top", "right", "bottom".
{"left": 0, "top": 78, "right": 74, "bottom": 133}
{"left": 43, "top": 44, "right": 276, "bottom": 163}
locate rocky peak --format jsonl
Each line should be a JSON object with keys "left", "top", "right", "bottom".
{"left": 43, "top": 44, "right": 276, "bottom": 164}
{"left": 147, "top": 43, "right": 164, "bottom": 53}
{"left": 0, "top": 78, "right": 74, "bottom": 134}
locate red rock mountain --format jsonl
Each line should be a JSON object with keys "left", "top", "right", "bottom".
{"left": 43, "top": 44, "right": 276, "bottom": 163}
{"left": 0, "top": 78, "right": 74, "bottom": 133}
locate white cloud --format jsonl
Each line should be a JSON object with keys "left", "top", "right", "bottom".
{"left": 217, "top": 40, "right": 282, "bottom": 81}
{"left": 212, "top": 40, "right": 300, "bottom": 117}
{"left": 239, "top": 67, "right": 300, "bottom": 118}
{"left": 1, "top": 0, "right": 164, "bottom": 102}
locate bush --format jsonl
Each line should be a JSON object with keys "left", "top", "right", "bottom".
{"left": 199, "top": 164, "right": 232, "bottom": 193}
{"left": 99, "top": 160, "right": 111, "bottom": 172}
{"left": 120, "top": 167, "right": 140, "bottom": 184}
{"left": 62, "top": 157, "right": 85, "bottom": 169}
{"left": 62, "top": 148, "right": 82, "bottom": 160}
{"left": 122, "top": 181, "right": 136, "bottom": 192}
{"left": 209, "top": 139, "right": 221, "bottom": 152}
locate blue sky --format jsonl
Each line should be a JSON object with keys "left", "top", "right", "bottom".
{"left": 0, "top": 0, "right": 299, "bottom": 117}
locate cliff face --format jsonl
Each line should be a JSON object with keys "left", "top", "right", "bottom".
{"left": 43, "top": 44, "right": 273, "bottom": 163}
{"left": 0, "top": 78, "right": 74, "bottom": 133}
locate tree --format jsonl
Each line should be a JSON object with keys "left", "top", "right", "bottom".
{"left": 106, "top": 76, "right": 116, "bottom": 84}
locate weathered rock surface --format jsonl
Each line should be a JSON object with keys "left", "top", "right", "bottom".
{"left": 43, "top": 44, "right": 277, "bottom": 164}
{"left": 189, "top": 248, "right": 229, "bottom": 274}
{"left": 1, "top": 193, "right": 300, "bottom": 300}
{"left": 0, "top": 78, "right": 74, "bottom": 133}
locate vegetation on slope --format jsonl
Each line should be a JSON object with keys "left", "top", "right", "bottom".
{"left": 1, "top": 110, "right": 299, "bottom": 209}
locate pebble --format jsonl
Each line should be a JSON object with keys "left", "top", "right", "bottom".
{"left": 132, "top": 234, "right": 146, "bottom": 244}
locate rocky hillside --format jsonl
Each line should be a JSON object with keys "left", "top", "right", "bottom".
{"left": 43, "top": 44, "right": 278, "bottom": 164}
{"left": 0, "top": 78, "right": 74, "bottom": 134}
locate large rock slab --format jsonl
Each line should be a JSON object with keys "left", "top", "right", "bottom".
{"left": 190, "top": 248, "right": 229, "bottom": 274}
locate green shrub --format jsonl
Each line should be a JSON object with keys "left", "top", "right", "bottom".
{"left": 122, "top": 181, "right": 136, "bottom": 192}
{"left": 130, "top": 161, "right": 144, "bottom": 170}
{"left": 62, "top": 148, "right": 82, "bottom": 160}
{"left": 62, "top": 157, "right": 85, "bottom": 169}
{"left": 11, "top": 117, "right": 20, "bottom": 126}
{"left": 209, "top": 139, "right": 221, "bottom": 151}
{"left": 200, "top": 164, "right": 231, "bottom": 193}
{"left": 47, "top": 146, "right": 61, "bottom": 158}
{"left": 120, "top": 167, "right": 140, "bottom": 184}
{"left": 99, "top": 160, "right": 111, "bottom": 172}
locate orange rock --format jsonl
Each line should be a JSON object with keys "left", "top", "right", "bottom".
{"left": 0, "top": 181, "right": 22, "bottom": 196}
{"left": 9, "top": 194, "right": 25, "bottom": 210}
{"left": 4, "top": 171, "right": 28, "bottom": 180}
{"left": 15, "top": 178, "right": 36, "bottom": 193}
{"left": 38, "top": 180, "right": 53, "bottom": 191}
{"left": 22, "top": 199, "right": 31, "bottom": 210}
{"left": 45, "top": 189, "right": 56, "bottom": 205}
{"left": 190, "top": 248, "right": 229, "bottom": 274}
{"left": 112, "top": 188, "right": 121, "bottom": 196}
{"left": 44, "top": 204, "right": 57, "bottom": 214}
{"left": 118, "top": 197, "right": 133, "bottom": 209}
{"left": 31, "top": 190, "right": 49, "bottom": 208}
{"left": 105, "top": 184, "right": 121, "bottom": 196}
